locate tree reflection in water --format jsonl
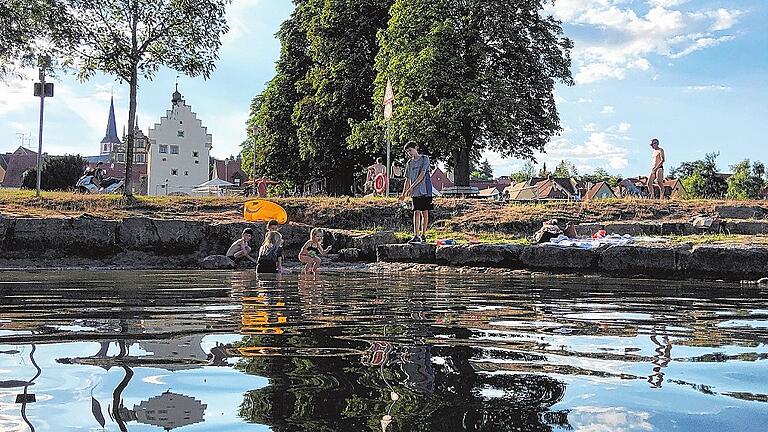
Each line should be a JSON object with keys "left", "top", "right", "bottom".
{"left": 233, "top": 276, "right": 571, "bottom": 431}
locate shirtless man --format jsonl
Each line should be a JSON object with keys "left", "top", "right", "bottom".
{"left": 648, "top": 138, "right": 665, "bottom": 199}
{"left": 366, "top": 158, "right": 387, "bottom": 195}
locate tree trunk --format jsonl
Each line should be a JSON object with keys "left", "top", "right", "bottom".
{"left": 124, "top": 69, "right": 137, "bottom": 197}
{"left": 452, "top": 122, "right": 473, "bottom": 187}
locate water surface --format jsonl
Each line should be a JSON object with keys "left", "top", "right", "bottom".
{"left": 0, "top": 271, "right": 766, "bottom": 431}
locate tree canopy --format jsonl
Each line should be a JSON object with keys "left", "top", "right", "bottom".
{"left": 350, "top": 0, "right": 573, "bottom": 187}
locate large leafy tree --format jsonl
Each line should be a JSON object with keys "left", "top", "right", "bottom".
{"left": 726, "top": 159, "right": 766, "bottom": 200}
{"left": 350, "top": 0, "right": 573, "bottom": 187}
{"left": 51, "top": 0, "right": 230, "bottom": 197}
{"left": 243, "top": 1, "right": 312, "bottom": 188}
{"left": 0, "top": 0, "right": 63, "bottom": 80}
{"left": 671, "top": 152, "right": 728, "bottom": 198}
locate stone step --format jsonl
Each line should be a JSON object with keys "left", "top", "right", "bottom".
{"left": 377, "top": 243, "right": 768, "bottom": 280}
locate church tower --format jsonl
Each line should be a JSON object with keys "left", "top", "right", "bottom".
{"left": 100, "top": 96, "right": 121, "bottom": 155}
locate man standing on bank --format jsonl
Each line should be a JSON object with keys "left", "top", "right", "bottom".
{"left": 648, "top": 138, "right": 666, "bottom": 199}
{"left": 399, "top": 141, "right": 433, "bottom": 243}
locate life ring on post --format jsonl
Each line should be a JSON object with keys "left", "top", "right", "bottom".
{"left": 373, "top": 173, "right": 388, "bottom": 195}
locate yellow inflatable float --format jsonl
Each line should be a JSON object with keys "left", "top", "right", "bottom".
{"left": 243, "top": 199, "right": 288, "bottom": 224}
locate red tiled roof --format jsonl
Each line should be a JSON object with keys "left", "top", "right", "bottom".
{"left": 214, "top": 159, "right": 248, "bottom": 184}
{"left": 584, "top": 181, "right": 616, "bottom": 200}
{"left": 1, "top": 154, "right": 39, "bottom": 187}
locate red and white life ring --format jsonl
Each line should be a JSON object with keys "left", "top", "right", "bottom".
{"left": 373, "top": 173, "right": 388, "bottom": 194}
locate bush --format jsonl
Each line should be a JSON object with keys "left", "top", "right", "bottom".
{"left": 21, "top": 155, "right": 86, "bottom": 191}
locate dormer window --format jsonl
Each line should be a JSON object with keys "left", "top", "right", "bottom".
{"left": 177, "top": 130, "right": 185, "bottom": 138}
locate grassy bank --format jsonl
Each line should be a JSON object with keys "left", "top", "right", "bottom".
{"left": 1, "top": 188, "right": 767, "bottom": 245}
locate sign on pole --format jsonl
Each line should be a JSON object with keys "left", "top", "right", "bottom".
{"left": 383, "top": 79, "right": 394, "bottom": 122}
{"left": 383, "top": 80, "right": 394, "bottom": 196}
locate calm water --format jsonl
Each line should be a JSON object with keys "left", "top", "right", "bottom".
{"left": 0, "top": 271, "right": 767, "bottom": 432}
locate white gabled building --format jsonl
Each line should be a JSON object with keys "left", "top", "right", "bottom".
{"left": 147, "top": 86, "right": 212, "bottom": 196}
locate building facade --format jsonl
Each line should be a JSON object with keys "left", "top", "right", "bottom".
{"left": 147, "top": 87, "right": 212, "bottom": 196}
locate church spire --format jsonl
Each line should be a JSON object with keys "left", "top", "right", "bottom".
{"left": 100, "top": 96, "right": 121, "bottom": 145}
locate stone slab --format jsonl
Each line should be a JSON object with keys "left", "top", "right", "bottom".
{"left": 687, "top": 245, "right": 768, "bottom": 279}
{"left": 603, "top": 222, "right": 661, "bottom": 236}
{"left": 11, "top": 216, "right": 118, "bottom": 255}
{"left": 520, "top": 245, "right": 598, "bottom": 270}
{"left": 599, "top": 245, "right": 679, "bottom": 275}
{"left": 716, "top": 205, "right": 765, "bottom": 220}
{"left": 436, "top": 244, "right": 524, "bottom": 268}
{"left": 118, "top": 217, "right": 207, "bottom": 253}
{"left": 377, "top": 244, "right": 436, "bottom": 264}
{"left": 728, "top": 221, "right": 768, "bottom": 235}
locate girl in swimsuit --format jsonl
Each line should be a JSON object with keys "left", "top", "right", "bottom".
{"left": 299, "top": 228, "right": 331, "bottom": 273}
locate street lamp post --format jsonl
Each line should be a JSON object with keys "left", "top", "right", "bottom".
{"left": 251, "top": 125, "right": 262, "bottom": 196}
{"left": 33, "top": 56, "right": 53, "bottom": 198}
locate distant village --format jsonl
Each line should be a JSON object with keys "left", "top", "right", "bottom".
{"left": 0, "top": 87, "right": 744, "bottom": 201}
{"left": 0, "top": 86, "right": 250, "bottom": 196}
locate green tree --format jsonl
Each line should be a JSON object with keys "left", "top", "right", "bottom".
{"left": 553, "top": 160, "right": 577, "bottom": 178}
{"left": 581, "top": 167, "right": 620, "bottom": 187}
{"left": 351, "top": 0, "right": 573, "bottom": 187}
{"left": 471, "top": 159, "right": 494, "bottom": 181}
{"left": 510, "top": 162, "right": 536, "bottom": 183}
{"left": 0, "top": 1, "right": 65, "bottom": 80}
{"left": 293, "top": 0, "right": 394, "bottom": 194}
{"left": 726, "top": 159, "right": 766, "bottom": 200}
{"left": 671, "top": 152, "right": 727, "bottom": 198}
{"left": 21, "top": 155, "right": 86, "bottom": 191}
{"left": 52, "top": 0, "right": 231, "bottom": 197}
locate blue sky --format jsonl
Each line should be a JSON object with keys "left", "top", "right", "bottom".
{"left": 0, "top": 0, "right": 766, "bottom": 178}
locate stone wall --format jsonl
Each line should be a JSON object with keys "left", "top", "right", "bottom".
{"left": 378, "top": 243, "right": 768, "bottom": 280}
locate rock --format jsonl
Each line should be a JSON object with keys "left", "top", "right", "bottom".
{"left": 599, "top": 245, "right": 679, "bottom": 275}
{"left": 728, "top": 221, "right": 768, "bottom": 235}
{"left": 323, "top": 229, "right": 356, "bottom": 252}
{"left": 207, "top": 222, "right": 263, "bottom": 256}
{"left": 715, "top": 205, "right": 765, "bottom": 220}
{"left": 660, "top": 222, "right": 695, "bottom": 236}
{"left": 436, "top": 244, "right": 523, "bottom": 268}
{"left": 520, "top": 245, "right": 598, "bottom": 270}
{"left": 337, "top": 248, "right": 362, "bottom": 262}
{"left": 199, "top": 255, "right": 235, "bottom": 270}
{"left": 278, "top": 223, "right": 312, "bottom": 250}
{"left": 603, "top": 222, "right": 661, "bottom": 236}
{"left": 118, "top": 217, "right": 208, "bottom": 253}
{"left": 687, "top": 245, "right": 768, "bottom": 279}
{"left": 11, "top": 216, "right": 118, "bottom": 255}
{"left": 0, "top": 216, "right": 13, "bottom": 250}
{"left": 351, "top": 231, "right": 398, "bottom": 260}
{"left": 377, "top": 244, "right": 436, "bottom": 264}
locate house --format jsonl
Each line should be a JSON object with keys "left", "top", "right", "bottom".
{"left": 147, "top": 86, "right": 212, "bottom": 196}
{"left": 584, "top": 182, "right": 617, "bottom": 200}
{"left": 503, "top": 177, "right": 575, "bottom": 201}
{"left": 212, "top": 157, "right": 247, "bottom": 187}
{"left": 0, "top": 154, "right": 7, "bottom": 183}
{"left": 0, "top": 146, "right": 40, "bottom": 188}
{"left": 664, "top": 179, "right": 687, "bottom": 199}
{"left": 430, "top": 166, "right": 453, "bottom": 192}
{"left": 478, "top": 186, "right": 500, "bottom": 200}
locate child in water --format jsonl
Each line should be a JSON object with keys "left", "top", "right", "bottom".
{"left": 299, "top": 228, "right": 331, "bottom": 273}
{"left": 257, "top": 231, "right": 284, "bottom": 274}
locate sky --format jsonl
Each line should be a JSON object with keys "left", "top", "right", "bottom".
{"left": 0, "top": 0, "right": 766, "bottom": 178}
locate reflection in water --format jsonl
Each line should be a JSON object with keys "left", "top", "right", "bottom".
{"left": 0, "top": 270, "right": 766, "bottom": 431}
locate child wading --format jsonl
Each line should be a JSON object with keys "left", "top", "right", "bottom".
{"left": 257, "top": 231, "right": 284, "bottom": 274}
{"left": 299, "top": 228, "right": 331, "bottom": 273}
{"left": 399, "top": 141, "right": 433, "bottom": 243}
{"left": 226, "top": 228, "right": 258, "bottom": 266}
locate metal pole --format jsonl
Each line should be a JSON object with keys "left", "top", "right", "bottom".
{"left": 386, "top": 121, "right": 391, "bottom": 197}
{"left": 35, "top": 67, "right": 46, "bottom": 198}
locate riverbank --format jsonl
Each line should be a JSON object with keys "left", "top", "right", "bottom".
{"left": 2, "top": 190, "right": 768, "bottom": 281}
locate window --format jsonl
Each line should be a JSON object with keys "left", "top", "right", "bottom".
{"left": 177, "top": 130, "right": 185, "bottom": 138}
{"left": 159, "top": 144, "right": 168, "bottom": 154}
{"left": 170, "top": 145, "right": 179, "bottom": 155}
{"left": 162, "top": 157, "right": 167, "bottom": 162}
{"left": 184, "top": 171, "right": 189, "bottom": 176}
{"left": 234, "top": 178, "right": 241, "bottom": 186}
{"left": 192, "top": 151, "right": 199, "bottom": 158}
{"left": 171, "top": 169, "right": 178, "bottom": 176}
{"left": 195, "top": 160, "right": 199, "bottom": 164}
{"left": 135, "top": 154, "right": 146, "bottom": 163}
{"left": 103, "top": 144, "right": 108, "bottom": 151}
{"left": 117, "top": 153, "right": 125, "bottom": 162}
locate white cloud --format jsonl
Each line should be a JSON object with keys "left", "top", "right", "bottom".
{"left": 618, "top": 122, "right": 632, "bottom": 133}
{"left": 601, "top": 105, "right": 615, "bottom": 114}
{"left": 577, "top": 97, "right": 593, "bottom": 103}
{"left": 223, "top": 0, "right": 265, "bottom": 44}
{"left": 684, "top": 85, "right": 732, "bottom": 92}
{"left": 548, "top": 1, "right": 746, "bottom": 84}
{"left": 567, "top": 406, "right": 653, "bottom": 432}
{"left": 584, "top": 123, "right": 598, "bottom": 132}
{"left": 545, "top": 132, "right": 629, "bottom": 170}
